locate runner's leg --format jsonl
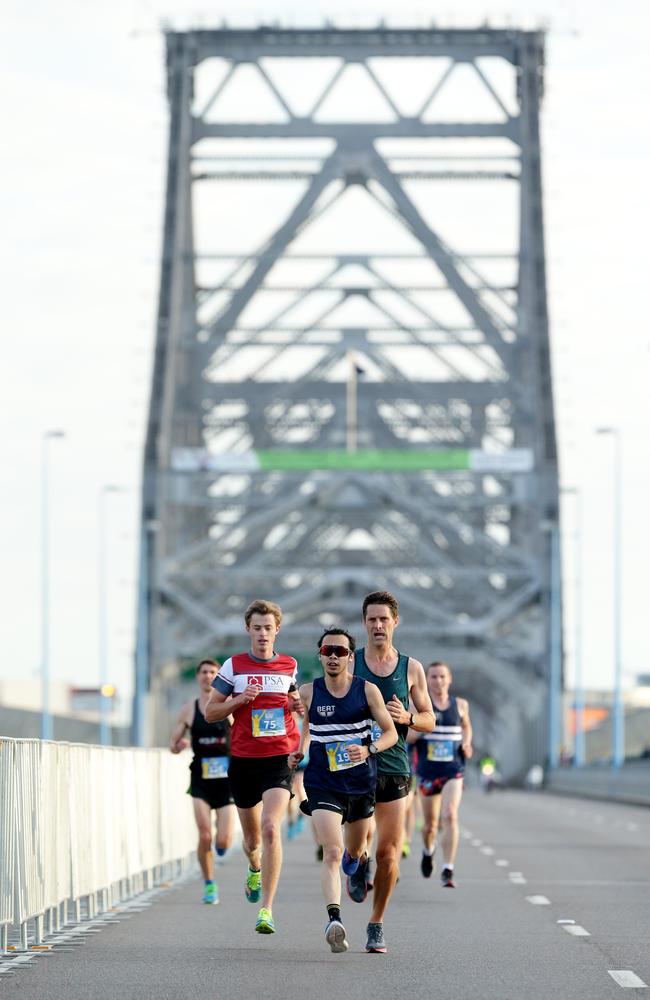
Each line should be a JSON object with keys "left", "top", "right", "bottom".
{"left": 193, "top": 798, "right": 214, "bottom": 881}
{"left": 311, "top": 809, "right": 345, "bottom": 905}
{"left": 370, "top": 798, "right": 406, "bottom": 923}
{"left": 214, "top": 803, "right": 236, "bottom": 853}
{"left": 421, "top": 789, "right": 442, "bottom": 854}
{"left": 237, "top": 803, "right": 262, "bottom": 871}
{"left": 260, "top": 786, "right": 291, "bottom": 911}
{"left": 439, "top": 778, "right": 463, "bottom": 867}
{"left": 345, "top": 816, "right": 372, "bottom": 861}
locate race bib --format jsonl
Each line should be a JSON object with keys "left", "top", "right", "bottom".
{"left": 251, "top": 708, "right": 286, "bottom": 737}
{"left": 201, "top": 756, "right": 229, "bottom": 780}
{"left": 325, "top": 739, "right": 364, "bottom": 772}
{"left": 370, "top": 721, "right": 382, "bottom": 743}
{"left": 427, "top": 740, "right": 454, "bottom": 763}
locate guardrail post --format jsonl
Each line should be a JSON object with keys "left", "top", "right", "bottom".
{"left": 1, "top": 925, "right": 8, "bottom": 952}
{"left": 20, "top": 920, "right": 28, "bottom": 951}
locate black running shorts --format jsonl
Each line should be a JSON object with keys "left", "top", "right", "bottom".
{"left": 375, "top": 773, "right": 411, "bottom": 803}
{"left": 302, "top": 785, "right": 375, "bottom": 824}
{"left": 189, "top": 777, "right": 234, "bottom": 811}
{"left": 228, "top": 754, "right": 293, "bottom": 809}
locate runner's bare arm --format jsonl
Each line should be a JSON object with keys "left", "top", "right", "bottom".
{"left": 169, "top": 702, "right": 191, "bottom": 753}
{"left": 404, "top": 658, "right": 435, "bottom": 732}
{"left": 458, "top": 697, "right": 474, "bottom": 758}
{"left": 288, "top": 683, "right": 312, "bottom": 767}
{"left": 366, "top": 682, "right": 398, "bottom": 751}
{"left": 204, "top": 684, "right": 259, "bottom": 723}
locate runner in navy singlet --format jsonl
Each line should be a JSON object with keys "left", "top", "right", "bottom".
{"left": 289, "top": 627, "right": 396, "bottom": 954}
{"left": 408, "top": 661, "right": 473, "bottom": 887}
{"left": 169, "top": 659, "right": 235, "bottom": 904}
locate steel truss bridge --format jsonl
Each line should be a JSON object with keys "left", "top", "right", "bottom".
{"left": 135, "top": 26, "right": 560, "bottom": 775}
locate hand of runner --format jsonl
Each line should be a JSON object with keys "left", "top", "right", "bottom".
{"left": 240, "top": 684, "right": 261, "bottom": 703}
{"left": 288, "top": 751, "right": 304, "bottom": 769}
{"left": 288, "top": 690, "right": 304, "bottom": 714}
{"left": 173, "top": 738, "right": 190, "bottom": 753}
{"left": 346, "top": 743, "right": 367, "bottom": 763}
{"left": 387, "top": 694, "right": 408, "bottom": 724}
{"left": 462, "top": 741, "right": 474, "bottom": 759}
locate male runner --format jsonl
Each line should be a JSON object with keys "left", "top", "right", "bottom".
{"left": 204, "top": 600, "right": 300, "bottom": 935}
{"left": 289, "top": 627, "right": 396, "bottom": 954}
{"left": 169, "top": 658, "right": 235, "bottom": 904}
{"left": 350, "top": 591, "right": 435, "bottom": 953}
{"left": 408, "top": 661, "right": 473, "bottom": 887}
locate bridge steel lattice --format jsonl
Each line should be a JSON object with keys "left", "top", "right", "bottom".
{"left": 136, "top": 27, "right": 560, "bottom": 774}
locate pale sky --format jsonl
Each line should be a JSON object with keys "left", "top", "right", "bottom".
{"left": 1, "top": 0, "right": 648, "bottom": 723}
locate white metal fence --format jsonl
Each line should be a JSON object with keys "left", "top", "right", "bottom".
{"left": 0, "top": 739, "right": 196, "bottom": 951}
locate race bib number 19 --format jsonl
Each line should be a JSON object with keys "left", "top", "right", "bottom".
{"left": 326, "top": 739, "right": 363, "bottom": 771}
{"left": 251, "top": 708, "right": 286, "bottom": 737}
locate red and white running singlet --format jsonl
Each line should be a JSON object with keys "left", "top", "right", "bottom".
{"left": 212, "top": 652, "right": 298, "bottom": 758}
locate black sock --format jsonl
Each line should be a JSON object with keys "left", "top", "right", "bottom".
{"left": 327, "top": 904, "right": 341, "bottom": 923}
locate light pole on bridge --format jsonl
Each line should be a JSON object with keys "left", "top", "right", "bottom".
{"left": 596, "top": 426, "right": 624, "bottom": 769}
{"left": 41, "top": 429, "right": 66, "bottom": 741}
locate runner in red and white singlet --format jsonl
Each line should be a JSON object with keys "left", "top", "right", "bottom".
{"left": 205, "top": 599, "right": 300, "bottom": 936}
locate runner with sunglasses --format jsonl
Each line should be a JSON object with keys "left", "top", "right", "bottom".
{"left": 204, "top": 599, "right": 301, "bottom": 936}
{"left": 349, "top": 591, "right": 435, "bottom": 954}
{"left": 289, "top": 627, "right": 396, "bottom": 953}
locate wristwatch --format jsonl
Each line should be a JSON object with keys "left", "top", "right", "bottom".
{"left": 368, "top": 743, "right": 379, "bottom": 756}
{"left": 408, "top": 712, "right": 414, "bottom": 727}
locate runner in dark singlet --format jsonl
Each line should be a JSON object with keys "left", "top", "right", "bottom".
{"left": 289, "top": 627, "right": 396, "bottom": 953}
{"left": 349, "top": 592, "right": 435, "bottom": 954}
{"left": 408, "top": 661, "right": 473, "bottom": 887}
{"left": 169, "top": 659, "right": 236, "bottom": 904}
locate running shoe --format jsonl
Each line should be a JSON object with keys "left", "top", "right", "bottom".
{"left": 325, "top": 919, "right": 349, "bottom": 953}
{"left": 202, "top": 882, "right": 219, "bottom": 905}
{"left": 255, "top": 907, "right": 275, "bottom": 934}
{"left": 341, "top": 849, "right": 360, "bottom": 876}
{"left": 245, "top": 866, "right": 262, "bottom": 903}
{"left": 401, "top": 841, "right": 411, "bottom": 859}
{"left": 421, "top": 851, "right": 435, "bottom": 879}
{"left": 346, "top": 855, "right": 369, "bottom": 903}
{"left": 441, "top": 866, "right": 455, "bottom": 888}
{"left": 365, "top": 922, "right": 387, "bottom": 954}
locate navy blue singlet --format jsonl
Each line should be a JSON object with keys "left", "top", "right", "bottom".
{"left": 304, "top": 676, "right": 376, "bottom": 796}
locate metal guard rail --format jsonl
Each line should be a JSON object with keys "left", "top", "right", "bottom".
{"left": 0, "top": 738, "right": 196, "bottom": 951}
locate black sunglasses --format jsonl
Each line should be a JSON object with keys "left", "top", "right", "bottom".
{"left": 320, "top": 644, "right": 351, "bottom": 658}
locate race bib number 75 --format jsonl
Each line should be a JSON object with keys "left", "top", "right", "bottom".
{"left": 251, "top": 708, "right": 286, "bottom": 737}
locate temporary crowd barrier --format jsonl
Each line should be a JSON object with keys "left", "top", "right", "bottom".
{"left": 0, "top": 739, "right": 196, "bottom": 951}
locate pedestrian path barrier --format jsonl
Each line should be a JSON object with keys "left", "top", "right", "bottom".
{"left": 0, "top": 739, "right": 196, "bottom": 952}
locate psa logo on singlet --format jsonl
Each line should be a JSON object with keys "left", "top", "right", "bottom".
{"left": 317, "top": 705, "right": 336, "bottom": 718}
{"left": 247, "top": 674, "right": 287, "bottom": 692}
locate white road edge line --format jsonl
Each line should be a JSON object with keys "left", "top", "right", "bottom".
{"left": 608, "top": 970, "right": 648, "bottom": 988}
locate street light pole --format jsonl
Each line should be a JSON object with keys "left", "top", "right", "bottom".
{"left": 596, "top": 427, "right": 624, "bottom": 768}
{"left": 41, "top": 430, "right": 65, "bottom": 741}
{"left": 562, "top": 487, "right": 585, "bottom": 767}
{"left": 98, "top": 485, "right": 122, "bottom": 746}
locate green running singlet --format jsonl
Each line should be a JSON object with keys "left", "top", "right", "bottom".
{"left": 353, "top": 648, "right": 410, "bottom": 776}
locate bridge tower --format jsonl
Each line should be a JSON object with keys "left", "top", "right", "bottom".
{"left": 135, "top": 27, "right": 559, "bottom": 776}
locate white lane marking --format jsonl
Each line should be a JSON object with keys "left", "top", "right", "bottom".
{"left": 563, "top": 925, "right": 590, "bottom": 937}
{"left": 608, "top": 970, "right": 648, "bottom": 988}
{"left": 526, "top": 895, "right": 551, "bottom": 905}
{"left": 509, "top": 871, "right": 524, "bottom": 877}
{"left": 557, "top": 919, "right": 575, "bottom": 925}
{"left": 471, "top": 839, "right": 483, "bottom": 847}
{"left": 480, "top": 846, "right": 495, "bottom": 855}
{"left": 495, "top": 859, "right": 509, "bottom": 867}
{"left": 510, "top": 877, "right": 527, "bottom": 884}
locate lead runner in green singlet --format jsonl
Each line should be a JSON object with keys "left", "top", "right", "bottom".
{"left": 349, "top": 591, "right": 435, "bottom": 955}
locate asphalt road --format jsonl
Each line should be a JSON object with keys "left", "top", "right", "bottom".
{"left": 2, "top": 789, "right": 648, "bottom": 999}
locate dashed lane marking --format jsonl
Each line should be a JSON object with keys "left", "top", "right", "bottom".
{"left": 608, "top": 971, "right": 648, "bottom": 988}
{"left": 526, "top": 895, "right": 551, "bottom": 905}
{"left": 479, "top": 846, "right": 495, "bottom": 855}
{"left": 495, "top": 859, "right": 509, "bottom": 867}
{"left": 563, "top": 925, "right": 590, "bottom": 937}
{"left": 470, "top": 839, "right": 483, "bottom": 847}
